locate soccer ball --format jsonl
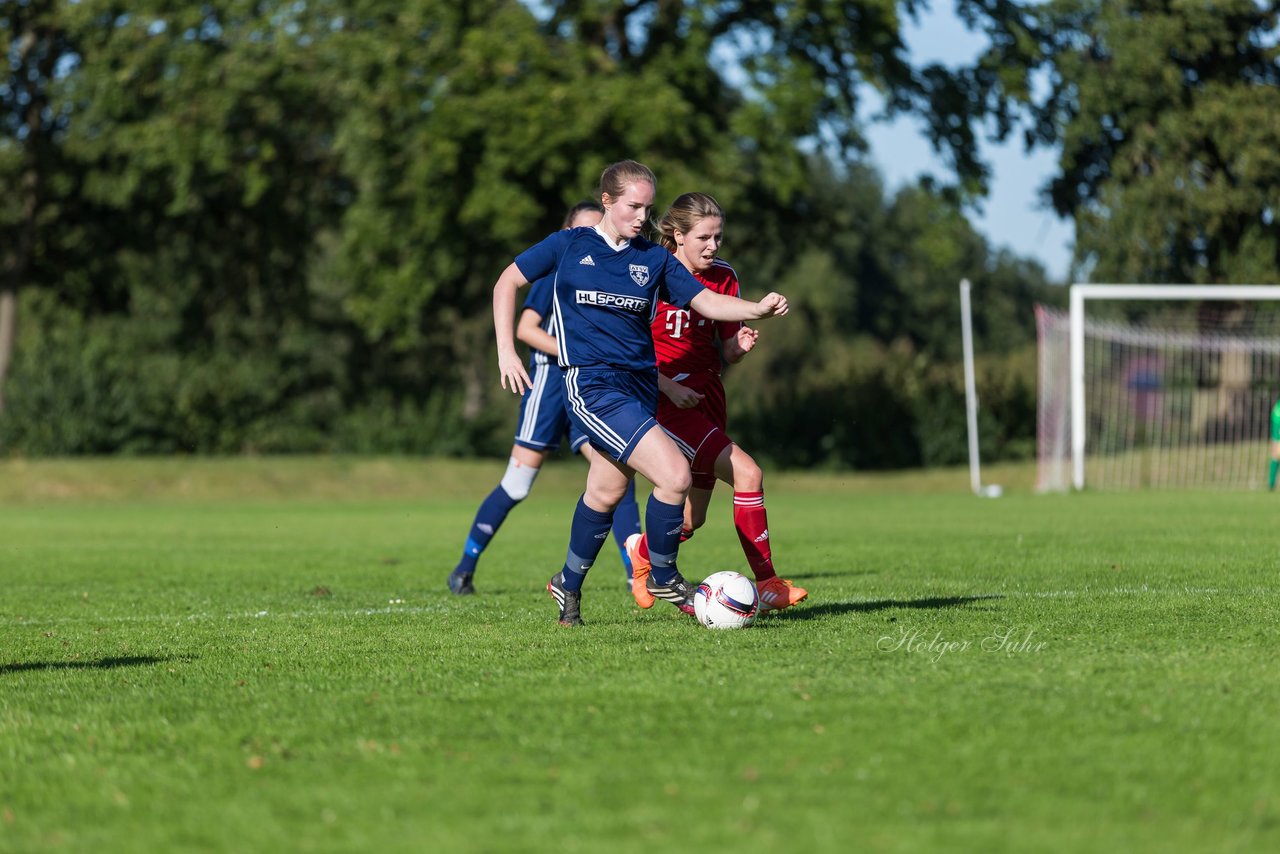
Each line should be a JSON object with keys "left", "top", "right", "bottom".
{"left": 693, "top": 571, "right": 759, "bottom": 630}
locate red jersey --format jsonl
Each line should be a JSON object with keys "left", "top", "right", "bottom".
{"left": 651, "top": 259, "right": 743, "bottom": 378}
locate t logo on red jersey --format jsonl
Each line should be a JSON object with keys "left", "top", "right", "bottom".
{"left": 665, "top": 309, "right": 690, "bottom": 338}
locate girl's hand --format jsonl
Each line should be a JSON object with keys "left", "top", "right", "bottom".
{"left": 663, "top": 380, "right": 704, "bottom": 409}
{"left": 755, "top": 292, "right": 788, "bottom": 319}
{"left": 499, "top": 352, "right": 532, "bottom": 395}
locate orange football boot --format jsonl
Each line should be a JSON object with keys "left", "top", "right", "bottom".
{"left": 625, "top": 533, "right": 655, "bottom": 609}
{"left": 756, "top": 576, "right": 808, "bottom": 611}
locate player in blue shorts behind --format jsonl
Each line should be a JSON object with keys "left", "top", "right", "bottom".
{"left": 492, "top": 160, "right": 790, "bottom": 626}
{"left": 448, "top": 201, "right": 641, "bottom": 595}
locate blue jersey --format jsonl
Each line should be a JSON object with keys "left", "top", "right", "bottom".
{"left": 521, "top": 275, "right": 557, "bottom": 371}
{"left": 515, "top": 227, "right": 706, "bottom": 371}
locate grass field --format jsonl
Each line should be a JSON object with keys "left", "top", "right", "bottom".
{"left": 1, "top": 457, "right": 1277, "bottom": 852}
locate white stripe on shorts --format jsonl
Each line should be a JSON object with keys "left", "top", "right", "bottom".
{"left": 516, "top": 361, "right": 551, "bottom": 444}
{"left": 662, "top": 426, "right": 696, "bottom": 461}
{"left": 565, "top": 367, "right": 628, "bottom": 457}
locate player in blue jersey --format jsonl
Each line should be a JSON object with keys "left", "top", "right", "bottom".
{"left": 492, "top": 160, "right": 789, "bottom": 626}
{"left": 448, "top": 201, "right": 641, "bottom": 595}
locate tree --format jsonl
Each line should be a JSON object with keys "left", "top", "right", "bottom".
{"left": 315, "top": 0, "right": 622, "bottom": 418}
{"left": 721, "top": 158, "right": 1053, "bottom": 469}
{"left": 968, "top": 0, "right": 1280, "bottom": 283}
{"left": 1, "top": 1, "right": 358, "bottom": 453}
{"left": 319, "top": 0, "right": 1013, "bottom": 425}
{"left": 1, "top": 0, "right": 1054, "bottom": 459}
{"left": 538, "top": 1, "right": 998, "bottom": 192}
{"left": 0, "top": 0, "right": 74, "bottom": 414}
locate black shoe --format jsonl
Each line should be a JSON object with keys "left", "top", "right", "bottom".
{"left": 547, "top": 572, "right": 584, "bottom": 626}
{"left": 645, "top": 571, "right": 696, "bottom": 616}
{"left": 448, "top": 568, "right": 476, "bottom": 596}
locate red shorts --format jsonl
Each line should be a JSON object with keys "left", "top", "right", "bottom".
{"left": 657, "top": 373, "right": 732, "bottom": 490}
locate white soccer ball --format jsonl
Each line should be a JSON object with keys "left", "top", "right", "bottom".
{"left": 693, "top": 571, "right": 759, "bottom": 630}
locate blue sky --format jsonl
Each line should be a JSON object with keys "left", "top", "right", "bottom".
{"left": 862, "top": 7, "right": 1075, "bottom": 281}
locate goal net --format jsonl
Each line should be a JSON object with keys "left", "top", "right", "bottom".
{"left": 1037, "top": 285, "right": 1280, "bottom": 491}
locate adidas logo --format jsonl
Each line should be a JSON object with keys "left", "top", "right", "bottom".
{"left": 667, "top": 525, "right": 684, "bottom": 536}
{"left": 579, "top": 255, "right": 596, "bottom": 266}
{"left": 754, "top": 529, "right": 769, "bottom": 543}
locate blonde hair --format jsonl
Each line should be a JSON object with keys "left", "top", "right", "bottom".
{"left": 598, "top": 160, "right": 657, "bottom": 206}
{"left": 656, "top": 192, "right": 724, "bottom": 253}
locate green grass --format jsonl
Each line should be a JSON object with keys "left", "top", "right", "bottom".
{"left": 1, "top": 457, "right": 1276, "bottom": 852}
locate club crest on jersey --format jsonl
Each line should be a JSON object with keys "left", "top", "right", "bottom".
{"left": 628, "top": 264, "right": 650, "bottom": 286}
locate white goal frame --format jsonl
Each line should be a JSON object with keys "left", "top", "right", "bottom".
{"left": 1068, "top": 284, "right": 1280, "bottom": 489}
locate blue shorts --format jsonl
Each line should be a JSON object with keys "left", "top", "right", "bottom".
{"left": 514, "top": 361, "right": 588, "bottom": 454}
{"left": 563, "top": 367, "right": 659, "bottom": 465}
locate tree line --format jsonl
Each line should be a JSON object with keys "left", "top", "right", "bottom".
{"left": 2, "top": 1, "right": 1276, "bottom": 468}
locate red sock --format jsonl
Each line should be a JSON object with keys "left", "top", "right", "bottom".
{"left": 733, "top": 491, "right": 775, "bottom": 581}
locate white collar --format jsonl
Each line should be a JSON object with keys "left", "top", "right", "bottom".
{"left": 593, "top": 224, "right": 630, "bottom": 251}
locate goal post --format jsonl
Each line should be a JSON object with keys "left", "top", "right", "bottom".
{"left": 1040, "top": 284, "right": 1280, "bottom": 491}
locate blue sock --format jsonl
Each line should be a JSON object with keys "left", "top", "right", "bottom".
{"left": 561, "top": 496, "right": 615, "bottom": 591}
{"left": 645, "top": 494, "right": 686, "bottom": 586}
{"left": 454, "top": 486, "right": 519, "bottom": 575}
{"left": 612, "top": 479, "right": 641, "bottom": 574}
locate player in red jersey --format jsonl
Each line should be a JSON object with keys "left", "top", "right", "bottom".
{"left": 626, "top": 192, "right": 808, "bottom": 612}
